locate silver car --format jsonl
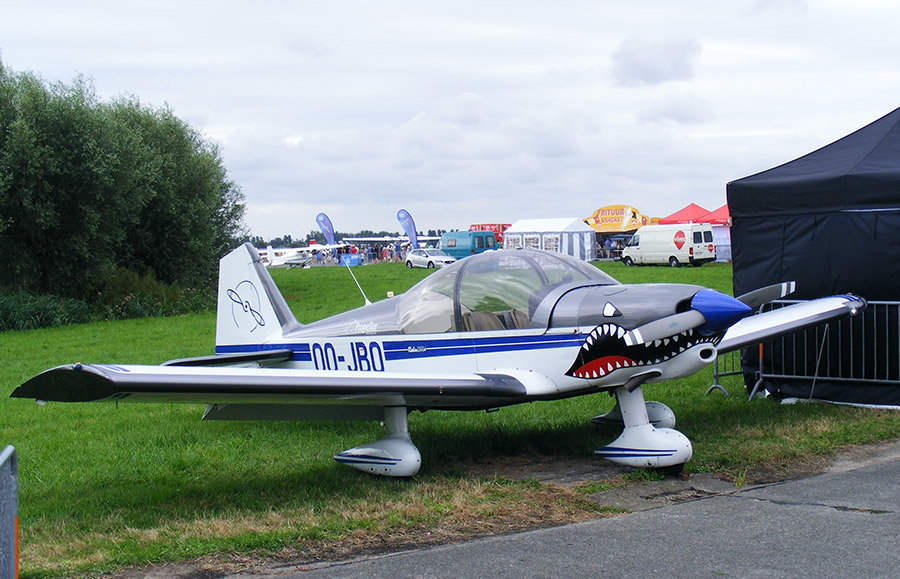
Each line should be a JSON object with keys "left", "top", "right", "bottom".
{"left": 405, "top": 248, "right": 456, "bottom": 269}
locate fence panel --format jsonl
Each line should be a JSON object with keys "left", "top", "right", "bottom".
{"left": 1, "top": 445, "right": 17, "bottom": 578}
{"left": 748, "top": 300, "right": 900, "bottom": 403}
{"left": 708, "top": 349, "right": 743, "bottom": 395}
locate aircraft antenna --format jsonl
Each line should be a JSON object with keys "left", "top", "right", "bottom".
{"left": 315, "top": 212, "right": 371, "bottom": 305}
{"left": 341, "top": 256, "right": 371, "bottom": 305}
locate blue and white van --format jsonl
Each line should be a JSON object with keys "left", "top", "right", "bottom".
{"left": 439, "top": 231, "right": 497, "bottom": 260}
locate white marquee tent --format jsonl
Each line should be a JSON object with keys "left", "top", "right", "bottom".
{"left": 502, "top": 218, "right": 596, "bottom": 261}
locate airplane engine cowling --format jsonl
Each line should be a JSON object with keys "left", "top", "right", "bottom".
{"left": 653, "top": 344, "right": 718, "bottom": 381}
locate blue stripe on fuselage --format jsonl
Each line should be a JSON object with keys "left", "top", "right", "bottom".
{"left": 216, "top": 342, "right": 312, "bottom": 362}
{"left": 215, "top": 333, "right": 582, "bottom": 362}
{"left": 383, "top": 333, "right": 583, "bottom": 360}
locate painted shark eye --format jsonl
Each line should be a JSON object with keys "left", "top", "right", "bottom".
{"left": 602, "top": 302, "right": 621, "bottom": 317}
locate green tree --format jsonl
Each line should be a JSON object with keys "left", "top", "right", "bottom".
{"left": 0, "top": 70, "right": 125, "bottom": 297}
{"left": 0, "top": 60, "right": 245, "bottom": 298}
{"left": 108, "top": 97, "right": 245, "bottom": 286}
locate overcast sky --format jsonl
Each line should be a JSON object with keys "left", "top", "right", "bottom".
{"left": 3, "top": 1, "right": 899, "bottom": 239}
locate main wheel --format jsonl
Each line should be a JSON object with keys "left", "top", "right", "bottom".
{"left": 668, "top": 256, "right": 680, "bottom": 267}
{"left": 622, "top": 256, "right": 634, "bottom": 266}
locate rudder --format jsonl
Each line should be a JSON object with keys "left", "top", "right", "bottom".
{"left": 216, "top": 243, "right": 300, "bottom": 347}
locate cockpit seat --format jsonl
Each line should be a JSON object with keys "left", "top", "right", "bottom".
{"left": 502, "top": 308, "right": 530, "bottom": 329}
{"left": 462, "top": 311, "right": 505, "bottom": 331}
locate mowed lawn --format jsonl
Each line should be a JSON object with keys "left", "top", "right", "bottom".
{"left": 2, "top": 260, "right": 899, "bottom": 576}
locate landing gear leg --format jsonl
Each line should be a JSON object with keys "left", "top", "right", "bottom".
{"left": 592, "top": 398, "right": 676, "bottom": 429}
{"left": 333, "top": 406, "right": 422, "bottom": 477}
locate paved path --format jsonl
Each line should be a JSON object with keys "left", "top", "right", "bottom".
{"left": 258, "top": 442, "right": 900, "bottom": 578}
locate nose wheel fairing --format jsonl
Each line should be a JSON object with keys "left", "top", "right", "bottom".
{"left": 594, "top": 386, "right": 692, "bottom": 469}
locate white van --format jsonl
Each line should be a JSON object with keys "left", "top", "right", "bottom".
{"left": 621, "top": 223, "right": 716, "bottom": 267}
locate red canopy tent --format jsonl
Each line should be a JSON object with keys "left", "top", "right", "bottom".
{"left": 696, "top": 204, "right": 730, "bottom": 226}
{"left": 658, "top": 203, "right": 710, "bottom": 224}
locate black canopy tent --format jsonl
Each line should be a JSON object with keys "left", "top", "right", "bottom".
{"left": 727, "top": 107, "right": 900, "bottom": 405}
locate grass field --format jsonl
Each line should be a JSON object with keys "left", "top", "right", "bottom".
{"left": 2, "top": 260, "right": 899, "bottom": 576}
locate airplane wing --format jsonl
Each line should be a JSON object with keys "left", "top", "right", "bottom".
{"left": 10, "top": 363, "right": 527, "bottom": 407}
{"left": 716, "top": 295, "right": 866, "bottom": 354}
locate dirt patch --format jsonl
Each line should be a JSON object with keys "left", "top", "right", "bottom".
{"left": 107, "top": 441, "right": 900, "bottom": 578}
{"left": 827, "top": 439, "right": 900, "bottom": 472}
{"left": 461, "top": 453, "right": 631, "bottom": 486}
{"left": 109, "top": 473, "right": 616, "bottom": 578}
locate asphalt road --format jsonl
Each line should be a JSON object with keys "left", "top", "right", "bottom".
{"left": 262, "top": 442, "right": 900, "bottom": 578}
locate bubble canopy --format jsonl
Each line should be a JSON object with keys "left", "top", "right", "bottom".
{"left": 398, "top": 249, "right": 618, "bottom": 334}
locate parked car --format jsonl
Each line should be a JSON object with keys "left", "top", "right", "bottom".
{"left": 406, "top": 248, "right": 457, "bottom": 269}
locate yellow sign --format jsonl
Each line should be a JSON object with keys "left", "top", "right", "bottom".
{"left": 583, "top": 205, "right": 657, "bottom": 233}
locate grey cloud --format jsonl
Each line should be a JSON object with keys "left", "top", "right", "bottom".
{"left": 428, "top": 93, "right": 491, "bottom": 126}
{"left": 611, "top": 36, "right": 702, "bottom": 87}
{"left": 746, "top": 0, "right": 807, "bottom": 16}
{"left": 282, "top": 37, "right": 335, "bottom": 58}
{"left": 637, "top": 94, "right": 713, "bottom": 125}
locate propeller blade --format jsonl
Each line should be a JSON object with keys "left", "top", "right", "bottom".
{"left": 622, "top": 289, "right": 754, "bottom": 346}
{"left": 623, "top": 310, "right": 706, "bottom": 346}
{"left": 736, "top": 282, "right": 796, "bottom": 309}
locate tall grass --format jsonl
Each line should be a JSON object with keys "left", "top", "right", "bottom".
{"left": 0, "top": 268, "right": 216, "bottom": 331}
{"left": 2, "top": 260, "right": 899, "bottom": 576}
{"left": 0, "top": 293, "right": 93, "bottom": 331}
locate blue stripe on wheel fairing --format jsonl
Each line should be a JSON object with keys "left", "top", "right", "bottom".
{"left": 595, "top": 446, "right": 678, "bottom": 458}
{"left": 333, "top": 453, "right": 400, "bottom": 466}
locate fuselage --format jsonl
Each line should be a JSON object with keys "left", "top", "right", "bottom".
{"left": 213, "top": 248, "right": 753, "bottom": 411}
{"left": 217, "top": 283, "right": 730, "bottom": 408}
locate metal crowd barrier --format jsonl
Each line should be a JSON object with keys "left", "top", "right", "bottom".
{"left": 747, "top": 300, "right": 900, "bottom": 401}
{"left": 1, "top": 445, "right": 17, "bottom": 578}
{"left": 707, "top": 349, "right": 743, "bottom": 395}
{"left": 708, "top": 299, "right": 900, "bottom": 400}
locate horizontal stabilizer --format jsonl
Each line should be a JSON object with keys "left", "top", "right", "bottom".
{"left": 163, "top": 348, "right": 294, "bottom": 367}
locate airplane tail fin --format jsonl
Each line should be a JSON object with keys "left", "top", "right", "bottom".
{"left": 216, "top": 242, "right": 301, "bottom": 347}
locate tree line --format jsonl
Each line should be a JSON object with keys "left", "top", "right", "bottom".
{"left": 0, "top": 59, "right": 245, "bottom": 302}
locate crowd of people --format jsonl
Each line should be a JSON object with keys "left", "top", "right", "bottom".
{"left": 301, "top": 237, "right": 630, "bottom": 267}
{"left": 596, "top": 238, "right": 625, "bottom": 260}
{"left": 311, "top": 242, "right": 407, "bottom": 266}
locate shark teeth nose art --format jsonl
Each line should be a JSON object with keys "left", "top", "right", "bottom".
{"left": 566, "top": 322, "right": 720, "bottom": 380}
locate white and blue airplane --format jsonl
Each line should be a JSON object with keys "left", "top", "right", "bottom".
{"left": 259, "top": 245, "right": 313, "bottom": 268}
{"left": 260, "top": 243, "right": 349, "bottom": 268}
{"left": 12, "top": 243, "right": 865, "bottom": 477}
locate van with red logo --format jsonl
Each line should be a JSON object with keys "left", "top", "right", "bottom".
{"left": 620, "top": 223, "right": 716, "bottom": 267}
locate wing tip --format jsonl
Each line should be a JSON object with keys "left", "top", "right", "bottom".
{"left": 11, "top": 364, "right": 116, "bottom": 402}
